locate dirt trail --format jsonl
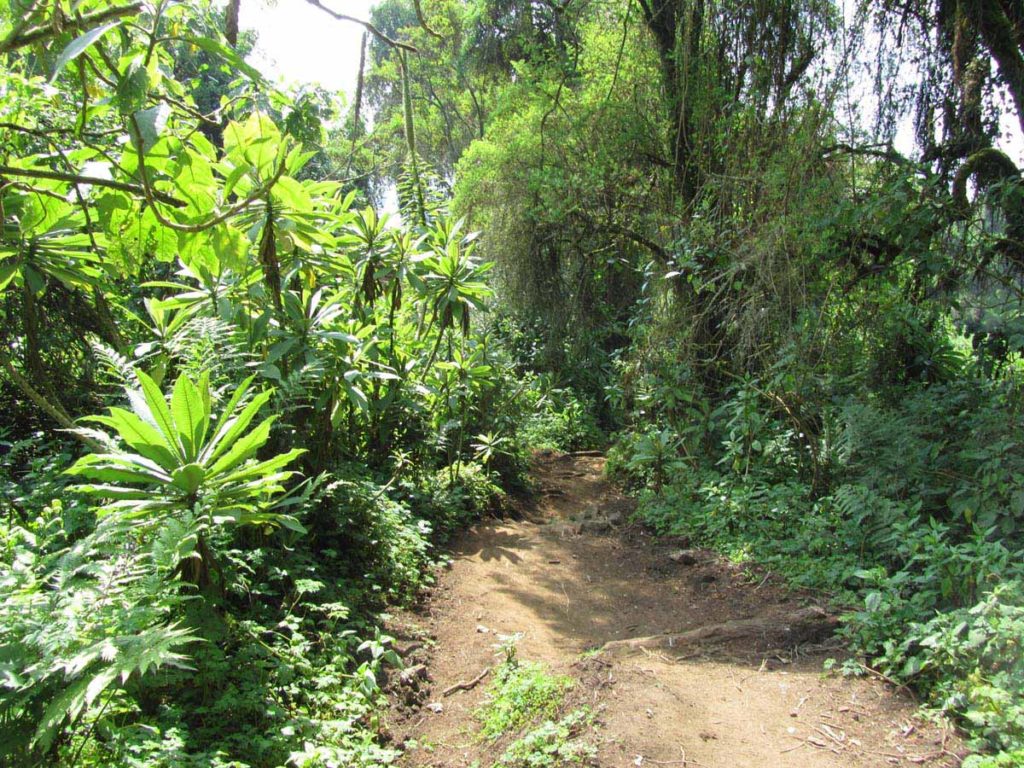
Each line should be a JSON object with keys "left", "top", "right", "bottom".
{"left": 387, "top": 454, "right": 962, "bottom": 768}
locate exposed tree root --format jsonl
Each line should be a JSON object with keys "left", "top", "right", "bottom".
{"left": 599, "top": 607, "right": 837, "bottom": 656}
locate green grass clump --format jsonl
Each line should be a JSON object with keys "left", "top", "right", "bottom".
{"left": 477, "top": 661, "right": 573, "bottom": 740}
{"left": 496, "top": 710, "right": 596, "bottom": 768}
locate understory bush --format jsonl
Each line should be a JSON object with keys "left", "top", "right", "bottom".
{"left": 0, "top": 377, "right": 421, "bottom": 767}
{"left": 496, "top": 709, "right": 596, "bottom": 768}
{"left": 517, "top": 376, "right": 604, "bottom": 452}
{"left": 420, "top": 461, "right": 507, "bottom": 536}
{"left": 314, "top": 473, "right": 433, "bottom": 604}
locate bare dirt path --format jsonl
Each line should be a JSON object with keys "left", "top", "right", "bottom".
{"left": 386, "top": 453, "right": 962, "bottom": 768}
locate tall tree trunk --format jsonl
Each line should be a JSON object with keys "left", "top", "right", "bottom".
{"left": 637, "top": 0, "right": 703, "bottom": 204}
{"left": 225, "top": 0, "right": 241, "bottom": 48}
{"left": 22, "top": 283, "right": 48, "bottom": 388}
{"left": 351, "top": 31, "right": 368, "bottom": 136}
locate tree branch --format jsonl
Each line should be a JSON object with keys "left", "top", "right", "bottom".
{"left": 0, "top": 164, "right": 187, "bottom": 207}
{"left": 0, "top": 345, "right": 102, "bottom": 450}
{"left": 303, "top": 0, "right": 418, "bottom": 52}
{"left": 952, "top": 147, "right": 1021, "bottom": 215}
{"left": 0, "top": 2, "right": 143, "bottom": 54}
{"left": 413, "top": 0, "right": 444, "bottom": 39}
{"left": 821, "top": 143, "right": 913, "bottom": 166}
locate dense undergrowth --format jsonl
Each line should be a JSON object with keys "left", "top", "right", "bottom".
{"left": 609, "top": 361, "right": 1024, "bottom": 757}
{"left": 0, "top": 3, "right": 601, "bottom": 764}
{"left": 0, "top": 336, "right": 594, "bottom": 768}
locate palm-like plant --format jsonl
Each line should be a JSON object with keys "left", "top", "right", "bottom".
{"left": 68, "top": 371, "right": 305, "bottom": 584}
{"left": 628, "top": 429, "right": 684, "bottom": 493}
{"left": 410, "top": 221, "right": 494, "bottom": 378}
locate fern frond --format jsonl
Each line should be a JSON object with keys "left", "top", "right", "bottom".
{"left": 89, "top": 339, "right": 139, "bottom": 394}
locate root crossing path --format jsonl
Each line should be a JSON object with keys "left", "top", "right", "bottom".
{"left": 387, "top": 453, "right": 961, "bottom": 768}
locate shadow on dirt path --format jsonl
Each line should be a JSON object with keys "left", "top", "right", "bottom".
{"left": 386, "top": 453, "right": 963, "bottom": 768}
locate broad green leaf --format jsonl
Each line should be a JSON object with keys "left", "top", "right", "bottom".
{"left": 23, "top": 264, "right": 45, "bottom": 294}
{"left": 0, "top": 260, "right": 20, "bottom": 291}
{"left": 85, "top": 409, "right": 177, "bottom": 468}
{"left": 170, "top": 464, "right": 205, "bottom": 494}
{"left": 201, "top": 388, "right": 272, "bottom": 464}
{"left": 186, "top": 35, "right": 265, "bottom": 82}
{"left": 170, "top": 375, "right": 207, "bottom": 461}
{"left": 218, "top": 375, "right": 256, "bottom": 421}
{"left": 118, "top": 57, "right": 151, "bottom": 116}
{"left": 135, "top": 370, "right": 184, "bottom": 461}
{"left": 210, "top": 224, "right": 249, "bottom": 272}
{"left": 50, "top": 21, "right": 121, "bottom": 81}
{"left": 272, "top": 175, "right": 313, "bottom": 212}
{"left": 206, "top": 416, "right": 275, "bottom": 477}
{"left": 276, "top": 514, "right": 307, "bottom": 534}
{"left": 133, "top": 103, "right": 171, "bottom": 151}
{"left": 216, "top": 449, "right": 304, "bottom": 486}
{"left": 65, "top": 484, "right": 153, "bottom": 500}
{"left": 67, "top": 453, "right": 172, "bottom": 485}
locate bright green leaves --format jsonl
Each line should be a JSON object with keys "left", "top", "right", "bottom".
{"left": 31, "top": 622, "right": 199, "bottom": 753}
{"left": 417, "top": 219, "right": 494, "bottom": 337}
{"left": 69, "top": 372, "right": 306, "bottom": 533}
{"left": 117, "top": 56, "right": 156, "bottom": 116}
{"left": 0, "top": 258, "right": 20, "bottom": 292}
{"left": 50, "top": 20, "right": 122, "bottom": 81}
{"left": 136, "top": 369, "right": 184, "bottom": 460}
{"left": 184, "top": 35, "right": 265, "bottom": 82}
{"left": 224, "top": 112, "right": 286, "bottom": 180}
{"left": 201, "top": 382, "right": 274, "bottom": 465}
{"left": 170, "top": 373, "right": 210, "bottom": 460}
{"left": 89, "top": 406, "right": 178, "bottom": 468}
{"left": 0, "top": 182, "right": 104, "bottom": 295}
{"left": 133, "top": 103, "right": 172, "bottom": 151}
{"left": 170, "top": 463, "right": 206, "bottom": 495}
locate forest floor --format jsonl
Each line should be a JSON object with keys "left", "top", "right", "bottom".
{"left": 384, "top": 453, "right": 966, "bottom": 768}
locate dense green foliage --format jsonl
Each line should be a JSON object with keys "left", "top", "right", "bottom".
{"left": 360, "top": 0, "right": 1024, "bottom": 761}
{"left": 0, "top": 2, "right": 585, "bottom": 765}
{"left": 4, "top": 0, "right": 1024, "bottom": 764}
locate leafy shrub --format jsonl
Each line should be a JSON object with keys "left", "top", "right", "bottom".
{"left": 964, "top": 750, "right": 1024, "bottom": 768}
{"left": 518, "top": 376, "right": 603, "bottom": 452}
{"left": 421, "top": 461, "right": 506, "bottom": 535}
{"left": 616, "top": 427, "right": 687, "bottom": 491}
{"left": 620, "top": 371, "right": 1024, "bottom": 756}
{"left": 0, "top": 371, "right": 418, "bottom": 767}
{"left": 67, "top": 372, "right": 306, "bottom": 587}
{"left": 317, "top": 474, "right": 432, "bottom": 603}
{"left": 0, "top": 434, "right": 91, "bottom": 542}
{"left": 880, "top": 582, "right": 1024, "bottom": 752}
{"left": 835, "top": 381, "right": 1024, "bottom": 538}
{"left": 0, "top": 495, "right": 197, "bottom": 761}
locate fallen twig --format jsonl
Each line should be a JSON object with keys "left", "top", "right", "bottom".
{"left": 857, "top": 662, "right": 918, "bottom": 702}
{"left": 441, "top": 666, "right": 490, "bottom": 697}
